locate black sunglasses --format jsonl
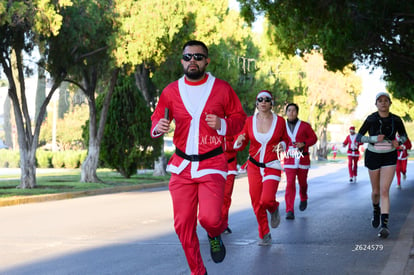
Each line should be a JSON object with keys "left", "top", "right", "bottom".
{"left": 257, "top": 97, "right": 272, "bottom": 103}
{"left": 182, "top": 53, "right": 207, "bottom": 61}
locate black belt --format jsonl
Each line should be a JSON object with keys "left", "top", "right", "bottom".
{"left": 175, "top": 147, "right": 223, "bottom": 162}
{"left": 249, "top": 156, "right": 266, "bottom": 168}
{"left": 351, "top": 149, "right": 359, "bottom": 152}
{"left": 227, "top": 157, "right": 235, "bottom": 163}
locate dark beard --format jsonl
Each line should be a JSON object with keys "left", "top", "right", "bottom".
{"left": 184, "top": 67, "right": 205, "bottom": 80}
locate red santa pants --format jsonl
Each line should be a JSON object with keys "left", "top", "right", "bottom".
{"left": 347, "top": 156, "right": 359, "bottom": 177}
{"left": 221, "top": 174, "right": 236, "bottom": 230}
{"left": 396, "top": 159, "right": 408, "bottom": 185}
{"left": 169, "top": 166, "right": 226, "bottom": 275}
{"left": 285, "top": 168, "right": 309, "bottom": 213}
{"left": 247, "top": 164, "right": 280, "bottom": 239}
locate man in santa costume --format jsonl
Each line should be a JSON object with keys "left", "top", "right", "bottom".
{"left": 396, "top": 135, "right": 411, "bottom": 188}
{"left": 343, "top": 126, "right": 363, "bottom": 183}
{"left": 284, "top": 103, "right": 318, "bottom": 220}
{"left": 151, "top": 40, "right": 246, "bottom": 275}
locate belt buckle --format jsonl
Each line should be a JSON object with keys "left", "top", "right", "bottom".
{"left": 189, "top": 155, "right": 199, "bottom": 161}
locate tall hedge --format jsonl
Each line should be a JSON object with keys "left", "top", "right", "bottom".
{"left": 94, "top": 74, "right": 161, "bottom": 178}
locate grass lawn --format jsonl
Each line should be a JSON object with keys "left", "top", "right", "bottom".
{"left": 0, "top": 169, "right": 170, "bottom": 198}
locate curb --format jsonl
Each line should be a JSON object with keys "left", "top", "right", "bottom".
{"left": 381, "top": 201, "right": 414, "bottom": 275}
{"left": 0, "top": 181, "right": 169, "bottom": 207}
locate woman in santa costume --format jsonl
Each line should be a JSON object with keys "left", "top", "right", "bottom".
{"left": 234, "top": 90, "right": 289, "bottom": 246}
{"left": 283, "top": 103, "right": 318, "bottom": 220}
{"left": 343, "top": 126, "right": 363, "bottom": 183}
{"left": 151, "top": 40, "right": 246, "bottom": 275}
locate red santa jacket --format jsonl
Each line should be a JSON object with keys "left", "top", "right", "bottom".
{"left": 397, "top": 138, "right": 412, "bottom": 160}
{"left": 150, "top": 73, "right": 246, "bottom": 179}
{"left": 235, "top": 113, "right": 289, "bottom": 182}
{"left": 283, "top": 120, "right": 317, "bottom": 169}
{"left": 343, "top": 134, "right": 363, "bottom": 157}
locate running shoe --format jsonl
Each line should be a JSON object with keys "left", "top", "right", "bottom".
{"left": 378, "top": 227, "right": 390, "bottom": 238}
{"left": 258, "top": 233, "right": 272, "bottom": 246}
{"left": 270, "top": 207, "right": 280, "bottom": 228}
{"left": 208, "top": 235, "right": 226, "bottom": 263}
{"left": 299, "top": 200, "right": 307, "bottom": 211}
{"left": 286, "top": 211, "right": 295, "bottom": 220}
{"left": 223, "top": 227, "right": 232, "bottom": 234}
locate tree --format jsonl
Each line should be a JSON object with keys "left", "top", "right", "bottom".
{"left": 239, "top": 0, "right": 414, "bottom": 101}
{"left": 97, "top": 74, "right": 160, "bottom": 178}
{"left": 295, "top": 52, "right": 362, "bottom": 159}
{"left": 0, "top": 0, "right": 71, "bottom": 188}
{"left": 46, "top": 0, "right": 120, "bottom": 182}
{"left": 114, "top": 0, "right": 259, "bottom": 175}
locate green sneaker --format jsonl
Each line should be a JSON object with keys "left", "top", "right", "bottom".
{"left": 208, "top": 235, "right": 226, "bottom": 263}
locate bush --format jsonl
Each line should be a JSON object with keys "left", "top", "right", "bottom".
{"left": 51, "top": 151, "right": 66, "bottom": 168}
{"left": 0, "top": 150, "right": 19, "bottom": 168}
{"left": 65, "top": 151, "right": 81, "bottom": 168}
{"left": 36, "top": 150, "right": 53, "bottom": 168}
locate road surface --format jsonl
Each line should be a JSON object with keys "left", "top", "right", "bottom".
{"left": 0, "top": 161, "right": 413, "bottom": 275}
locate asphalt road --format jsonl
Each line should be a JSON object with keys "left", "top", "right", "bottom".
{"left": 0, "top": 161, "right": 413, "bottom": 275}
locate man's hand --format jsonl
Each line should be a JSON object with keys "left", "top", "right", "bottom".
{"left": 295, "top": 142, "right": 305, "bottom": 149}
{"left": 156, "top": 118, "right": 170, "bottom": 134}
{"left": 206, "top": 114, "right": 221, "bottom": 130}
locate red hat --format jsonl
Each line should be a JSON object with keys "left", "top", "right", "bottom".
{"left": 349, "top": 126, "right": 355, "bottom": 130}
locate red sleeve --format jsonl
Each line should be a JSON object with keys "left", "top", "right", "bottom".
{"left": 220, "top": 81, "right": 247, "bottom": 136}
{"left": 234, "top": 116, "right": 251, "bottom": 152}
{"left": 304, "top": 122, "right": 317, "bottom": 147}
{"left": 405, "top": 138, "right": 412, "bottom": 150}
{"left": 150, "top": 82, "right": 175, "bottom": 138}
{"left": 343, "top": 136, "right": 349, "bottom": 146}
{"left": 279, "top": 116, "right": 290, "bottom": 146}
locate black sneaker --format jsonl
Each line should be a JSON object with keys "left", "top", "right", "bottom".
{"left": 223, "top": 227, "right": 232, "bottom": 234}
{"left": 378, "top": 226, "right": 390, "bottom": 238}
{"left": 208, "top": 235, "right": 226, "bottom": 263}
{"left": 299, "top": 200, "right": 307, "bottom": 211}
{"left": 286, "top": 211, "right": 295, "bottom": 220}
{"left": 372, "top": 210, "right": 380, "bottom": 228}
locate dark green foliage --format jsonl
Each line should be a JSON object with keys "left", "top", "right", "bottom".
{"left": 239, "top": 0, "right": 414, "bottom": 101}
{"left": 96, "top": 74, "right": 161, "bottom": 178}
